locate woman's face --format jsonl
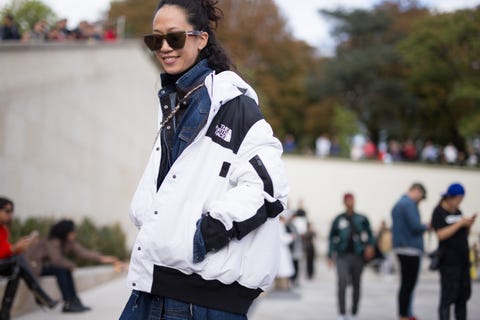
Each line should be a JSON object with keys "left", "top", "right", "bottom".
{"left": 67, "top": 231, "right": 77, "bottom": 242}
{"left": 0, "top": 204, "right": 13, "bottom": 225}
{"left": 152, "top": 5, "right": 208, "bottom": 75}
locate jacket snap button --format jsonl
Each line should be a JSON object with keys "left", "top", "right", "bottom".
{"left": 172, "top": 175, "right": 176, "bottom": 179}
{"left": 163, "top": 105, "right": 168, "bottom": 109}
{"left": 137, "top": 247, "right": 141, "bottom": 251}
{"left": 132, "top": 282, "right": 136, "bottom": 287}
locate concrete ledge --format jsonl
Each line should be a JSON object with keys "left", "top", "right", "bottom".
{"left": 0, "top": 40, "right": 143, "bottom": 52}
{"left": 0, "top": 265, "right": 123, "bottom": 317}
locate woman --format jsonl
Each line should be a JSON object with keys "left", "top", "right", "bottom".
{"left": 431, "top": 183, "right": 477, "bottom": 320}
{"left": 0, "top": 197, "right": 58, "bottom": 320}
{"left": 120, "top": 1, "right": 288, "bottom": 319}
{"left": 25, "top": 219, "right": 120, "bottom": 313}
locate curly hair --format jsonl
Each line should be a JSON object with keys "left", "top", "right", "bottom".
{"left": 155, "top": 0, "right": 235, "bottom": 73}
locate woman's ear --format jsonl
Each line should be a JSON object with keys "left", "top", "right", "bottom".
{"left": 198, "top": 31, "right": 209, "bottom": 51}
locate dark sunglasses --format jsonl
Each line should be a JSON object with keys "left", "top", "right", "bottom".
{"left": 144, "top": 30, "right": 202, "bottom": 51}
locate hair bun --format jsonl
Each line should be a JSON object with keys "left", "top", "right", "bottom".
{"left": 201, "top": 0, "right": 223, "bottom": 29}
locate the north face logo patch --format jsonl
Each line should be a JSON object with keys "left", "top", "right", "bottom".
{"left": 214, "top": 124, "right": 232, "bottom": 142}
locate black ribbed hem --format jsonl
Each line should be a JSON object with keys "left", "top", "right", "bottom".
{"left": 151, "top": 265, "right": 262, "bottom": 315}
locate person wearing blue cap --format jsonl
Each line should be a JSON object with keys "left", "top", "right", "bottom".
{"left": 431, "top": 183, "right": 477, "bottom": 320}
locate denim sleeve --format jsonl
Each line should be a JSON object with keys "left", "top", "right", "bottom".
{"left": 405, "top": 202, "right": 427, "bottom": 234}
{"left": 193, "top": 218, "right": 207, "bottom": 263}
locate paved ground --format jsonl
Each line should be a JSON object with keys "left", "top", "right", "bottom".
{"left": 249, "top": 260, "right": 480, "bottom": 320}
{"left": 14, "top": 259, "right": 480, "bottom": 320}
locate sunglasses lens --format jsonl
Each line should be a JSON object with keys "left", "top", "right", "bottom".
{"left": 165, "top": 32, "right": 186, "bottom": 49}
{"left": 144, "top": 34, "right": 164, "bottom": 51}
{"left": 144, "top": 32, "right": 188, "bottom": 51}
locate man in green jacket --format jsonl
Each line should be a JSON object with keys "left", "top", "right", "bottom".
{"left": 328, "top": 193, "right": 375, "bottom": 320}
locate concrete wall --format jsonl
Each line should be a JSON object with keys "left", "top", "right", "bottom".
{"left": 1, "top": 43, "right": 479, "bottom": 253}
{"left": 0, "top": 42, "right": 159, "bottom": 245}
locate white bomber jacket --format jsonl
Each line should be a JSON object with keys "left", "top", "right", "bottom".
{"left": 127, "top": 66, "right": 289, "bottom": 314}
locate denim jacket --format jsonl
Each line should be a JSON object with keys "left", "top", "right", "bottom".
{"left": 158, "top": 59, "right": 213, "bottom": 167}
{"left": 391, "top": 195, "right": 427, "bottom": 253}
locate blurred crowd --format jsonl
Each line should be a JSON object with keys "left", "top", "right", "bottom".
{"left": 0, "top": 14, "right": 117, "bottom": 43}
{"left": 283, "top": 133, "right": 480, "bottom": 168}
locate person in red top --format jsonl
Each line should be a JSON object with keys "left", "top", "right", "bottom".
{"left": 0, "top": 197, "right": 58, "bottom": 320}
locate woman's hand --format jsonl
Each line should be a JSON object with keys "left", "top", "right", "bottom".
{"left": 12, "top": 236, "right": 33, "bottom": 253}
{"left": 100, "top": 255, "right": 119, "bottom": 264}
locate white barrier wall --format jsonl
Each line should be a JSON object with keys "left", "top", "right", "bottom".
{"left": 284, "top": 155, "right": 480, "bottom": 253}
{"left": 0, "top": 42, "right": 159, "bottom": 245}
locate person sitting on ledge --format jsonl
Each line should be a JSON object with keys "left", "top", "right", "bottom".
{"left": 25, "top": 219, "right": 122, "bottom": 313}
{"left": 0, "top": 197, "right": 58, "bottom": 320}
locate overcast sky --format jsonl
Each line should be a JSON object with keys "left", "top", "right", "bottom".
{"left": 1, "top": 0, "right": 477, "bottom": 54}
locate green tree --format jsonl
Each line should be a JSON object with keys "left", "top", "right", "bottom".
{"left": 319, "top": 1, "right": 429, "bottom": 147}
{"left": 399, "top": 8, "right": 480, "bottom": 150}
{"left": 0, "top": 0, "right": 56, "bottom": 34}
{"left": 218, "top": 0, "right": 321, "bottom": 147}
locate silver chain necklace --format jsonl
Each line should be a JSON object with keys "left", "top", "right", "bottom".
{"left": 152, "top": 82, "right": 205, "bottom": 149}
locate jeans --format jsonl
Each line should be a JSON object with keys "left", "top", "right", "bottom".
{"left": 41, "top": 266, "right": 77, "bottom": 301}
{"left": 119, "top": 290, "right": 248, "bottom": 320}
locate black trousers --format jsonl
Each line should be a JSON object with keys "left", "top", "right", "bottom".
{"left": 396, "top": 254, "right": 420, "bottom": 317}
{"left": 305, "top": 246, "right": 315, "bottom": 279}
{"left": 439, "top": 265, "right": 471, "bottom": 320}
{"left": 336, "top": 253, "right": 364, "bottom": 315}
{"left": 0, "top": 255, "right": 50, "bottom": 316}
{"left": 291, "top": 259, "right": 299, "bottom": 284}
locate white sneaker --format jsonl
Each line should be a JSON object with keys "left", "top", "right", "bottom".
{"left": 337, "top": 316, "right": 347, "bottom": 320}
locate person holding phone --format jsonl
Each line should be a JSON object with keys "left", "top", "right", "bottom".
{"left": 431, "top": 183, "right": 477, "bottom": 320}
{"left": 0, "top": 197, "right": 58, "bottom": 320}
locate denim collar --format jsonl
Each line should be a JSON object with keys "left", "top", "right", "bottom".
{"left": 160, "top": 59, "right": 212, "bottom": 100}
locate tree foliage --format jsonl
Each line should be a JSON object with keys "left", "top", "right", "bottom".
{"left": 103, "top": 0, "right": 480, "bottom": 153}
{"left": 399, "top": 8, "right": 480, "bottom": 149}
{"left": 217, "top": 0, "right": 320, "bottom": 143}
{"left": 319, "top": 1, "right": 430, "bottom": 146}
